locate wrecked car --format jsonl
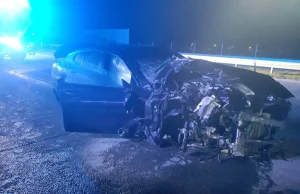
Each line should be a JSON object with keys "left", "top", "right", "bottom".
{"left": 52, "top": 44, "right": 294, "bottom": 157}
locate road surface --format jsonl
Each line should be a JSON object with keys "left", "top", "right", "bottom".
{"left": 0, "top": 51, "right": 300, "bottom": 194}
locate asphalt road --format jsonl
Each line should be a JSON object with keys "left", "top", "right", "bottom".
{"left": 0, "top": 51, "right": 300, "bottom": 194}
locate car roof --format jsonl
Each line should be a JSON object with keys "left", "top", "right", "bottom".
{"left": 54, "top": 43, "right": 182, "bottom": 61}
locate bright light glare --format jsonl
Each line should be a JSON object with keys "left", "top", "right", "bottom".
{"left": 0, "top": 0, "right": 29, "bottom": 11}
{"left": 0, "top": 36, "right": 23, "bottom": 50}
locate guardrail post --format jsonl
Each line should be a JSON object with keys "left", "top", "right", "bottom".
{"left": 254, "top": 44, "right": 259, "bottom": 57}
{"left": 193, "top": 43, "right": 196, "bottom": 53}
{"left": 254, "top": 61, "right": 257, "bottom": 72}
{"left": 270, "top": 67, "right": 274, "bottom": 74}
{"left": 220, "top": 43, "right": 224, "bottom": 55}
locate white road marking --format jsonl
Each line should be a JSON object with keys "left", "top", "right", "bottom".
{"left": 6, "top": 70, "right": 51, "bottom": 88}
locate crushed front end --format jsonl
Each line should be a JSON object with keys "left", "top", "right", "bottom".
{"left": 121, "top": 58, "right": 293, "bottom": 158}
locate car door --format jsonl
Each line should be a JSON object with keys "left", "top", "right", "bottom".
{"left": 59, "top": 52, "right": 132, "bottom": 134}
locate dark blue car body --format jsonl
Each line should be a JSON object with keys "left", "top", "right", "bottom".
{"left": 51, "top": 44, "right": 184, "bottom": 133}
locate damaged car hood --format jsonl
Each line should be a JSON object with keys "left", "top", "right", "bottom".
{"left": 122, "top": 56, "right": 293, "bottom": 157}
{"left": 152, "top": 59, "right": 294, "bottom": 99}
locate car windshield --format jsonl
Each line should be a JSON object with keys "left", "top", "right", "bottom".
{"left": 120, "top": 46, "right": 184, "bottom": 83}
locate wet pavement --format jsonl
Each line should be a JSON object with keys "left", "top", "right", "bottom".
{"left": 0, "top": 70, "right": 100, "bottom": 193}
{"left": 0, "top": 52, "right": 300, "bottom": 194}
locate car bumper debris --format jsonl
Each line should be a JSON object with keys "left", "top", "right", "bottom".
{"left": 121, "top": 58, "right": 293, "bottom": 159}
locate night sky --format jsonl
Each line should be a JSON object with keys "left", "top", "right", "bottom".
{"left": 29, "top": 0, "right": 300, "bottom": 57}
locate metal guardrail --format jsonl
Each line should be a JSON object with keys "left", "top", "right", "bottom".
{"left": 181, "top": 53, "right": 300, "bottom": 73}
{"left": 35, "top": 47, "right": 300, "bottom": 73}
{"left": 40, "top": 44, "right": 62, "bottom": 50}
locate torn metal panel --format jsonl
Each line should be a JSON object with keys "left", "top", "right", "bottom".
{"left": 119, "top": 57, "right": 293, "bottom": 158}
{"left": 238, "top": 112, "right": 284, "bottom": 128}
